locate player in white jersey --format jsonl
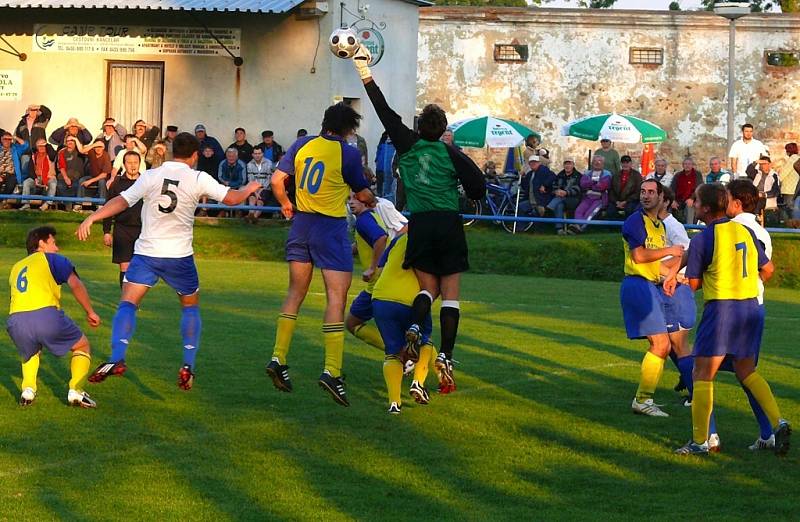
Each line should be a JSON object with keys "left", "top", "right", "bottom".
{"left": 76, "top": 132, "right": 261, "bottom": 389}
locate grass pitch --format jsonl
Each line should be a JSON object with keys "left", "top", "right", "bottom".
{"left": 0, "top": 245, "right": 799, "bottom": 520}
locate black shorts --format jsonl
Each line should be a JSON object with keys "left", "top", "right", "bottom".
{"left": 112, "top": 224, "right": 141, "bottom": 264}
{"left": 404, "top": 211, "right": 468, "bottom": 276}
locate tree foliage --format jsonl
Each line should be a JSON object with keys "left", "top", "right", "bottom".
{"left": 699, "top": 0, "right": 800, "bottom": 12}
{"left": 434, "top": 0, "right": 528, "bottom": 5}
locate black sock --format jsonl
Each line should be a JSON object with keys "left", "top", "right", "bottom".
{"left": 410, "top": 292, "right": 433, "bottom": 326}
{"left": 440, "top": 306, "right": 460, "bottom": 359}
{"left": 119, "top": 271, "right": 125, "bottom": 289}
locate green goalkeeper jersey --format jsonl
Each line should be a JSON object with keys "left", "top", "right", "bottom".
{"left": 398, "top": 140, "right": 459, "bottom": 213}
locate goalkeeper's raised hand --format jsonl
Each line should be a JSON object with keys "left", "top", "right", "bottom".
{"left": 352, "top": 44, "right": 372, "bottom": 81}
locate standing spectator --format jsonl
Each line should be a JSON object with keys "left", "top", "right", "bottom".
{"left": 706, "top": 156, "right": 732, "bottom": 185}
{"left": 549, "top": 158, "right": 583, "bottom": 234}
{"left": 76, "top": 139, "right": 111, "bottom": 210}
{"left": 20, "top": 139, "right": 57, "bottom": 210}
{"left": 594, "top": 138, "right": 621, "bottom": 176}
{"left": 110, "top": 135, "right": 147, "bottom": 178}
{"left": 103, "top": 151, "right": 143, "bottom": 288}
{"left": 255, "top": 130, "right": 284, "bottom": 164}
{"left": 728, "top": 123, "right": 768, "bottom": 181}
{"left": 245, "top": 147, "right": 275, "bottom": 222}
{"left": 96, "top": 118, "right": 127, "bottom": 162}
{"left": 529, "top": 155, "right": 556, "bottom": 216}
{"left": 131, "top": 119, "right": 160, "bottom": 150}
{"left": 753, "top": 154, "right": 780, "bottom": 220}
{"left": 776, "top": 142, "right": 799, "bottom": 222}
{"left": 56, "top": 137, "right": 86, "bottom": 210}
{"left": 195, "top": 124, "right": 225, "bottom": 166}
{"left": 163, "top": 125, "right": 178, "bottom": 160}
{"left": 49, "top": 117, "right": 92, "bottom": 150}
{"left": 570, "top": 155, "right": 611, "bottom": 233}
{"left": 606, "top": 154, "right": 642, "bottom": 220}
{"left": 145, "top": 140, "right": 168, "bottom": 169}
{"left": 296, "top": 129, "right": 308, "bottom": 138}
{"left": 0, "top": 132, "right": 25, "bottom": 205}
{"left": 375, "top": 131, "right": 396, "bottom": 198}
{"left": 522, "top": 134, "right": 540, "bottom": 174}
{"left": 671, "top": 157, "right": 704, "bottom": 223}
{"left": 440, "top": 129, "right": 461, "bottom": 151}
{"left": 15, "top": 104, "right": 52, "bottom": 149}
{"left": 228, "top": 127, "right": 254, "bottom": 163}
{"left": 218, "top": 147, "right": 246, "bottom": 189}
{"left": 647, "top": 158, "right": 675, "bottom": 188}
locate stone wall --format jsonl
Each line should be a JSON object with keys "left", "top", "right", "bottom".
{"left": 418, "top": 7, "right": 800, "bottom": 172}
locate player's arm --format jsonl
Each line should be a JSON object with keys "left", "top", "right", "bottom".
{"left": 365, "top": 235, "right": 387, "bottom": 282}
{"left": 760, "top": 260, "right": 774, "bottom": 283}
{"left": 446, "top": 145, "right": 486, "bottom": 200}
{"left": 67, "top": 272, "right": 100, "bottom": 327}
{"left": 270, "top": 169, "right": 294, "bottom": 219}
{"left": 630, "top": 245, "right": 683, "bottom": 264}
{"left": 77, "top": 195, "right": 130, "bottom": 240}
{"left": 220, "top": 180, "right": 261, "bottom": 206}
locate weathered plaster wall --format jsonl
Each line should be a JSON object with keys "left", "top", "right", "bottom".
{"left": 418, "top": 7, "right": 800, "bottom": 171}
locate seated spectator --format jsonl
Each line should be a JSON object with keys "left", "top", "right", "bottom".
{"left": 0, "top": 132, "right": 27, "bottom": 206}
{"left": 671, "top": 156, "right": 703, "bottom": 224}
{"left": 49, "top": 117, "right": 92, "bottom": 150}
{"left": 76, "top": 139, "right": 111, "bottom": 210}
{"left": 195, "top": 124, "right": 225, "bottom": 165}
{"left": 483, "top": 160, "right": 502, "bottom": 185}
{"left": 110, "top": 134, "right": 147, "bottom": 178}
{"left": 606, "top": 154, "right": 642, "bottom": 220}
{"left": 549, "top": 158, "right": 583, "bottom": 234}
{"left": 229, "top": 127, "right": 254, "bottom": 163}
{"left": 705, "top": 156, "right": 732, "bottom": 185}
{"left": 218, "top": 147, "right": 246, "bottom": 189}
{"left": 132, "top": 119, "right": 160, "bottom": 150}
{"left": 753, "top": 154, "right": 780, "bottom": 221}
{"left": 570, "top": 155, "right": 612, "bottom": 234}
{"left": 646, "top": 158, "right": 674, "bottom": 188}
{"left": 255, "top": 130, "right": 283, "bottom": 163}
{"left": 197, "top": 144, "right": 220, "bottom": 217}
{"left": 529, "top": 155, "right": 557, "bottom": 216}
{"left": 246, "top": 147, "right": 275, "bottom": 222}
{"left": 56, "top": 136, "right": 86, "bottom": 210}
{"left": 146, "top": 139, "right": 168, "bottom": 169}
{"left": 95, "top": 118, "right": 127, "bottom": 161}
{"left": 20, "top": 139, "right": 57, "bottom": 211}
{"left": 164, "top": 125, "right": 178, "bottom": 160}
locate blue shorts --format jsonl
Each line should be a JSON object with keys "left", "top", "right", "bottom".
{"left": 349, "top": 290, "right": 374, "bottom": 321}
{"left": 372, "top": 299, "right": 432, "bottom": 356}
{"left": 286, "top": 212, "right": 352, "bottom": 272}
{"left": 125, "top": 254, "right": 199, "bottom": 295}
{"left": 6, "top": 307, "right": 83, "bottom": 361}
{"left": 694, "top": 299, "right": 764, "bottom": 359}
{"left": 620, "top": 276, "right": 668, "bottom": 339}
{"left": 661, "top": 283, "right": 696, "bottom": 333}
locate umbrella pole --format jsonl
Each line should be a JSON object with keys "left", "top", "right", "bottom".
{"left": 513, "top": 146, "right": 522, "bottom": 235}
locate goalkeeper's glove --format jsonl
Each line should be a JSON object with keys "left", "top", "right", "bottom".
{"left": 352, "top": 44, "right": 372, "bottom": 80}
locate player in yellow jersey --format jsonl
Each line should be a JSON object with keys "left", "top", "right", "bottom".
{"left": 267, "top": 103, "right": 376, "bottom": 406}
{"left": 372, "top": 233, "right": 440, "bottom": 414}
{"left": 620, "top": 179, "right": 685, "bottom": 417}
{"left": 6, "top": 226, "right": 101, "bottom": 408}
{"left": 674, "top": 183, "right": 791, "bottom": 455}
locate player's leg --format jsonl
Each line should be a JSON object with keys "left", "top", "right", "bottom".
{"left": 177, "top": 292, "right": 201, "bottom": 390}
{"left": 408, "top": 269, "right": 439, "bottom": 359}
{"left": 346, "top": 290, "right": 383, "bottom": 351}
{"left": 118, "top": 261, "right": 129, "bottom": 289}
{"left": 67, "top": 335, "right": 96, "bottom": 408}
{"left": 20, "top": 351, "right": 40, "bottom": 405}
{"left": 410, "top": 312, "right": 435, "bottom": 403}
{"left": 674, "top": 354, "right": 724, "bottom": 455}
{"left": 7, "top": 312, "right": 42, "bottom": 405}
{"left": 373, "top": 299, "right": 406, "bottom": 414}
{"left": 735, "top": 357, "right": 791, "bottom": 455}
{"left": 318, "top": 268, "right": 351, "bottom": 406}
{"left": 437, "top": 272, "right": 461, "bottom": 393}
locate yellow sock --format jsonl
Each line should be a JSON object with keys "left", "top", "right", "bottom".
{"left": 692, "top": 380, "right": 714, "bottom": 444}
{"left": 323, "top": 322, "right": 345, "bottom": 378}
{"left": 383, "top": 356, "right": 403, "bottom": 405}
{"left": 69, "top": 351, "right": 92, "bottom": 391}
{"left": 742, "top": 372, "right": 781, "bottom": 428}
{"left": 413, "top": 343, "right": 436, "bottom": 384}
{"left": 272, "top": 313, "right": 297, "bottom": 365}
{"left": 635, "top": 351, "right": 665, "bottom": 402}
{"left": 353, "top": 323, "right": 384, "bottom": 351}
{"left": 21, "top": 353, "right": 40, "bottom": 392}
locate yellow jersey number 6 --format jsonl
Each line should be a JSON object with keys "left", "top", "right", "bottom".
{"left": 299, "top": 157, "right": 325, "bottom": 194}
{"left": 16, "top": 266, "right": 28, "bottom": 292}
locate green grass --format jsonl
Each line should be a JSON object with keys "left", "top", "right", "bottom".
{"left": 0, "top": 238, "right": 799, "bottom": 520}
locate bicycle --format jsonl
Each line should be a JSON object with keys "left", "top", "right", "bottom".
{"left": 459, "top": 175, "right": 534, "bottom": 233}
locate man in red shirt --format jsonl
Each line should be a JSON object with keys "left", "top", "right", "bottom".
{"left": 20, "top": 139, "right": 57, "bottom": 210}
{"left": 671, "top": 157, "right": 704, "bottom": 224}
{"left": 606, "top": 155, "right": 642, "bottom": 219}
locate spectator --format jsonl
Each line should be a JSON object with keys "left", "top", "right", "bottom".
{"left": 76, "top": 139, "right": 111, "bottom": 210}
{"left": 14, "top": 104, "right": 52, "bottom": 149}
{"left": 647, "top": 158, "right": 675, "bottom": 188}
{"left": 705, "top": 156, "right": 732, "bottom": 185}
{"left": 246, "top": 147, "right": 275, "bottom": 221}
{"left": 753, "top": 154, "right": 780, "bottom": 220}
{"left": 570, "top": 155, "right": 612, "bottom": 233}
{"left": 255, "top": 130, "right": 284, "bottom": 164}
{"left": 594, "top": 138, "right": 621, "bottom": 176}
{"left": 0, "top": 132, "right": 28, "bottom": 205}
{"left": 529, "top": 155, "right": 557, "bottom": 216}
{"left": 56, "top": 136, "right": 86, "bottom": 210}
{"left": 218, "top": 147, "right": 246, "bottom": 189}
{"left": 522, "top": 134, "right": 540, "bottom": 174}
{"left": 440, "top": 129, "right": 461, "bottom": 151}
{"left": 96, "top": 118, "right": 127, "bottom": 161}
{"left": 606, "top": 154, "right": 642, "bottom": 220}
{"left": 536, "top": 147, "right": 552, "bottom": 168}
{"left": 131, "top": 119, "right": 160, "bottom": 150}
{"left": 195, "top": 124, "right": 225, "bottom": 166}
{"left": 163, "top": 125, "right": 178, "bottom": 160}
{"left": 20, "top": 139, "right": 57, "bottom": 211}
{"left": 49, "top": 117, "right": 92, "bottom": 150}
{"left": 110, "top": 134, "right": 147, "bottom": 178}
{"left": 729, "top": 123, "right": 768, "bottom": 181}
{"left": 776, "top": 142, "right": 799, "bottom": 222}
{"left": 550, "top": 158, "right": 583, "bottom": 235}
{"left": 296, "top": 129, "right": 308, "bottom": 138}
{"left": 229, "top": 127, "right": 254, "bottom": 163}
{"left": 145, "top": 139, "right": 168, "bottom": 169}
{"left": 197, "top": 144, "right": 218, "bottom": 178}
{"left": 671, "top": 156, "right": 703, "bottom": 223}
{"left": 375, "top": 131, "right": 396, "bottom": 199}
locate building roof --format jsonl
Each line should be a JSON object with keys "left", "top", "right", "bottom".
{"left": 0, "top": 0, "right": 305, "bottom": 13}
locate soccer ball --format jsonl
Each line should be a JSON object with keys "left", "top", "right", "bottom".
{"left": 329, "top": 28, "right": 359, "bottom": 59}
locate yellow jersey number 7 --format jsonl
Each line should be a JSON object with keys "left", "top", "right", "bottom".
{"left": 298, "top": 158, "right": 325, "bottom": 194}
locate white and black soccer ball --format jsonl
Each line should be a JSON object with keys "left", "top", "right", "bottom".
{"left": 329, "top": 28, "right": 359, "bottom": 59}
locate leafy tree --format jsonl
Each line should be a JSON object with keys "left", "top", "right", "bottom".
{"left": 669, "top": 1, "right": 681, "bottom": 9}
{"left": 434, "top": 0, "right": 528, "bottom": 5}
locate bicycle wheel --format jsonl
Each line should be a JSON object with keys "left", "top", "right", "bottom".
{"left": 500, "top": 201, "right": 534, "bottom": 233}
{"left": 460, "top": 197, "right": 481, "bottom": 227}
